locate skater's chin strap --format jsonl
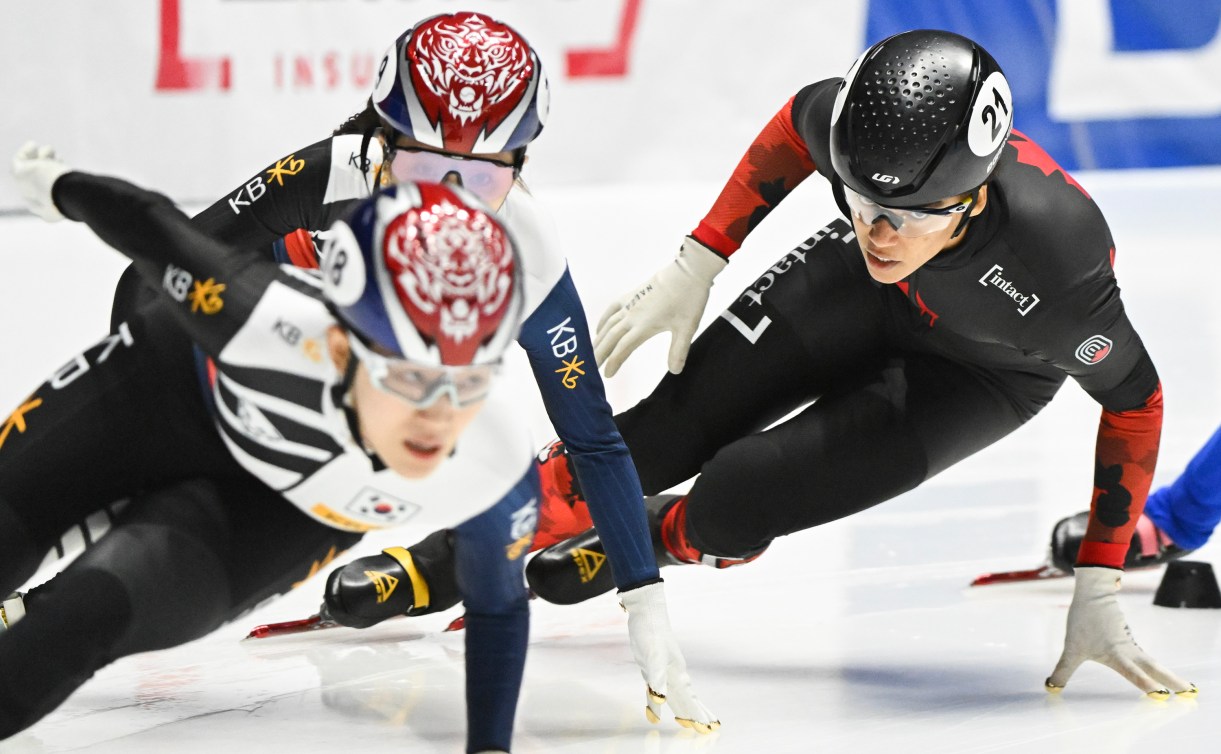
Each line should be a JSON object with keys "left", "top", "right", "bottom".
{"left": 333, "top": 355, "right": 387, "bottom": 472}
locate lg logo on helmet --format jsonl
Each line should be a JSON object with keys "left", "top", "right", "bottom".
{"left": 872, "top": 173, "right": 901, "bottom": 185}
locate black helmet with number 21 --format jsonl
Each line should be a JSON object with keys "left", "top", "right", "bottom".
{"left": 829, "top": 29, "right": 1013, "bottom": 208}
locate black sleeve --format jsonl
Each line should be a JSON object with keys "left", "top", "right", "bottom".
{"left": 995, "top": 133, "right": 1157, "bottom": 412}
{"left": 54, "top": 172, "right": 281, "bottom": 357}
{"left": 188, "top": 138, "right": 348, "bottom": 255}
{"left": 1036, "top": 282, "right": 1159, "bottom": 412}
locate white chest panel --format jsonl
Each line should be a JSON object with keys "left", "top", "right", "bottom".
{"left": 211, "top": 277, "right": 534, "bottom": 533}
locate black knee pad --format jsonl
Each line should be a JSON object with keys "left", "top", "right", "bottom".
{"left": 71, "top": 523, "right": 232, "bottom": 656}
{"left": 0, "top": 478, "right": 235, "bottom": 738}
{"left": 68, "top": 480, "right": 234, "bottom": 656}
{"left": 683, "top": 459, "right": 779, "bottom": 558}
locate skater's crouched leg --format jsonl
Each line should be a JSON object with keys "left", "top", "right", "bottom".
{"left": 0, "top": 569, "right": 133, "bottom": 737}
{"left": 0, "top": 479, "right": 233, "bottom": 738}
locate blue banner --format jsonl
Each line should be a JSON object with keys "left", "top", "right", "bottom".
{"left": 865, "top": 0, "right": 1221, "bottom": 169}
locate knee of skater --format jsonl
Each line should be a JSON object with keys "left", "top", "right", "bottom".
{"left": 0, "top": 666, "right": 92, "bottom": 739}
{"left": 676, "top": 492, "right": 773, "bottom": 561}
{"left": 70, "top": 524, "right": 231, "bottom": 655}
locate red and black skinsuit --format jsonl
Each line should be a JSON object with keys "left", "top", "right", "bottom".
{"left": 555, "top": 78, "right": 1160, "bottom": 571}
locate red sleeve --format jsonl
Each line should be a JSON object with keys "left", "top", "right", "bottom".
{"left": 690, "top": 96, "right": 818, "bottom": 257}
{"left": 1077, "top": 384, "right": 1163, "bottom": 568}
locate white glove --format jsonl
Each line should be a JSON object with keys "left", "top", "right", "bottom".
{"left": 619, "top": 581, "right": 719, "bottom": 733}
{"left": 12, "top": 142, "right": 71, "bottom": 222}
{"left": 1046, "top": 566, "right": 1196, "bottom": 698}
{"left": 595, "top": 236, "right": 727, "bottom": 377}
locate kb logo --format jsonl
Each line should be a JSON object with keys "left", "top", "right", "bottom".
{"left": 1074, "top": 335, "right": 1113, "bottom": 365}
{"left": 872, "top": 173, "right": 901, "bottom": 184}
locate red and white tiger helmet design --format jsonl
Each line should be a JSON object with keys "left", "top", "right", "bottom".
{"left": 372, "top": 12, "right": 549, "bottom": 154}
{"left": 323, "top": 182, "right": 523, "bottom": 367}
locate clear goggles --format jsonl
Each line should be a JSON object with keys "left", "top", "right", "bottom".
{"left": 348, "top": 334, "right": 499, "bottom": 409}
{"left": 843, "top": 186, "right": 973, "bottom": 238}
{"left": 387, "top": 147, "right": 518, "bottom": 208}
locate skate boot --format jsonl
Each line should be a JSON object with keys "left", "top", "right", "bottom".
{"left": 526, "top": 495, "right": 765, "bottom": 604}
{"left": 531, "top": 439, "right": 593, "bottom": 551}
{"left": 1050, "top": 511, "right": 1193, "bottom": 574}
{"left": 0, "top": 592, "right": 25, "bottom": 631}
{"left": 323, "top": 529, "right": 461, "bottom": 629}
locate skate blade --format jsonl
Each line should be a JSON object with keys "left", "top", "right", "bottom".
{"left": 970, "top": 564, "right": 1068, "bottom": 587}
{"left": 244, "top": 614, "right": 339, "bottom": 640}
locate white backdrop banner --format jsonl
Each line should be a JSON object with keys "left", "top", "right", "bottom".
{"left": 4, "top": 0, "right": 1221, "bottom": 211}
{"left": 0, "top": 0, "right": 863, "bottom": 209}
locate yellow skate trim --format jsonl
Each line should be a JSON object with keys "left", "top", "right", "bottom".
{"left": 571, "top": 547, "right": 607, "bottom": 584}
{"left": 383, "top": 546, "right": 429, "bottom": 610}
{"left": 364, "top": 570, "right": 399, "bottom": 604}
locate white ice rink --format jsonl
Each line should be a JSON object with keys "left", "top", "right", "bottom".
{"left": 1, "top": 169, "right": 1220, "bottom": 753}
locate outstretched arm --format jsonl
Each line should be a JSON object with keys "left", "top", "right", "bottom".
{"left": 518, "top": 268, "right": 658, "bottom": 588}
{"left": 450, "top": 467, "right": 538, "bottom": 754}
{"left": 14, "top": 143, "right": 282, "bottom": 358}
{"left": 189, "top": 135, "right": 373, "bottom": 266}
{"left": 1044, "top": 384, "right": 1192, "bottom": 697}
{"left": 690, "top": 94, "right": 819, "bottom": 256}
{"left": 518, "top": 269, "right": 719, "bottom": 732}
{"left": 594, "top": 92, "right": 819, "bottom": 376}
{"left": 1036, "top": 284, "right": 1193, "bottom": 696}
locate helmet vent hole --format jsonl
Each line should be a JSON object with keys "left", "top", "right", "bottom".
{"left": 831, "top": 31, "right": 1007, "bottom": 202}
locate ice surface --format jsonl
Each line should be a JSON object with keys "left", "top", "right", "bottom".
{"left": 1, "top": 170, "right": 1219, "bottom": 752}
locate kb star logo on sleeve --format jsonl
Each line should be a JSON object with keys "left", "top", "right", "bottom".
{"left": 555, "top": 356, "right": 585, "bottom": 389}
{"left": 189, "top": 278, "right": 226, "bottom": 315}
{"left": 547, "top": 317, "right": 585, "bottom": 388}
{"left": 266, "top": 154, "right": 306, "bottom": 186}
